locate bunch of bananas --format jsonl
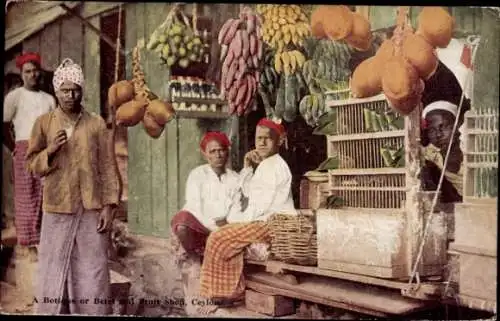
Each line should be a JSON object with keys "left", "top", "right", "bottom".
{"left": 274, "top": 50, "right": 306, "bottom": 76}
{"left": 147, "top": 14, "right": 208, "bottom": 68}
{"left": 299, "top": 93, "right": 326, "bottom": 127}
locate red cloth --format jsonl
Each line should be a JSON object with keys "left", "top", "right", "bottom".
{"left": 13, "top": 141, "right": 43, "bottom": 246}
{"left": 200, "top": 131, "right": 231, "bottom": 152}
{"left": 171, "top": 211, "right": 210, "bottom": 254}
{"left": 16, "top": 52, "right": 41, "bottom": 69}
{"left": 257, "top": 118, "right": 285, "bottom": 136}
{"left": 460, "top": 45, "right": 473, "bottom": 70}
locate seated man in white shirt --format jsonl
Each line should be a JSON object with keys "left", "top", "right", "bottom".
{"left": 170, "top": 131, "right": 239, "bottom": 260}
{"left": 197, "top": 118, "right": 296, "bottom": 313}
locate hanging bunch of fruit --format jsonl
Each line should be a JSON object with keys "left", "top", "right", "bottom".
{"left": 218, "top": 6, "right": 263, "bottom": 116}
{"left": 110, "top": 46, "right": 175, "bottom": 139}
{"left": 146, "top": 5, "right": 209, "bottom": 69}
{"left": 258, "top": 48, "right": 281, "bottom": 117}
{"left": 310, "top": 5, "right": 373, "bottom": 52}
{"left": 350, "top": 6, "right": 454, "bottom": 115}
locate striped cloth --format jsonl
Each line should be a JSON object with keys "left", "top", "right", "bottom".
{"left": 199, "top": 222, "right": 270, "bottom": 299}
{"left": 36, "top": 205, "right": 111, "bottom": 315}
{"left": 13, "top": 140, "right": 43, "bottom": 246}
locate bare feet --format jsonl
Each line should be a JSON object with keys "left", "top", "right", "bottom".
{"left": 195, "top": 304, "right": 218, "bottom": 316}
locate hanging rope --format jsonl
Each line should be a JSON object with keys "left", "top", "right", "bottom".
{"left": 407, "top": 37, "right": 481, "bottom": 290}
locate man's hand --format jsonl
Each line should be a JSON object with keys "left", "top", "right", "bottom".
{"left": 47, "top": 130, "right": 67, "bottom": 156}
{"left": 97, "top": 205, "right": 115, "bottom": 233}
{"left": 244, "top": 150, "right": 262, "bottom": 168}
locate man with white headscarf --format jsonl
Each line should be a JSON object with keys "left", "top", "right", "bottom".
{"left": 420, "top": 100, "right": 463, "bottom": 203}
{"left": 26, "top": 58, "right": 120, "bottom": 315}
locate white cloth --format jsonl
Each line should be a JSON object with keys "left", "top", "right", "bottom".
{"left": 227, "top": 153, "right": 296, "bottom": 223}
{"left": 182, "top": 164, "right": 240, "bottom": 232}
{"left": 53, "top": 58, "right": 85, "bottom": 91}
{"left": 437, "top": 38, "right": 473, "bottom": 99}
{"left": 423, "top": 100, "right": 459, "bottom": 118}
{"left": 3, "top": 87, "right": 55, "bottom": 141}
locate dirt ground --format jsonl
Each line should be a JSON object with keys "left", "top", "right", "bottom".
{"left": 0, "top": 281, "right": 34, "bottom": 314}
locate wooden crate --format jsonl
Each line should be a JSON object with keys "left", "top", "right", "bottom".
{"left": 450, "top": 243, "right": 497, "bottom": 303}
{"left": 316, "top": 204, "right": 448, "bottom": 279}
{"left": 244, "top": 289, "right": 295, "bottom": 317}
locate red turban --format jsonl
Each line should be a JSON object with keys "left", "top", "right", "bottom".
{"left": 257, "top": 118, "right": 285, "bottom": 136}
{"left": 200, "top": 131, "right": 231, "bottom": 151}
{"left": 16, "top": 52, "right": 42, "bottom": 69}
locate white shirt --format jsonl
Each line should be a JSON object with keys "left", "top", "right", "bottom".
{"left": 182, "top": 164, "right": 240, "bottom": 232}
{"left": 3, "top": 87, "right": 56, "bottom": 141}
{"left": 228, "top": 153, "right": 296, "bottom": 223}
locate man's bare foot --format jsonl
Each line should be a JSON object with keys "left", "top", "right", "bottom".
{"left": 196, "top": 304, "right": 218, "bottom": 316}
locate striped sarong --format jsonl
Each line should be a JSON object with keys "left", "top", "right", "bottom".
{"left": 13, "top": 140, "right": 43, "bottom": 246}
{"left": 35, "top": 205, "right": 112, "bottom": 315}
{"left": 199, "top": 222, "right": 270, "bottom": 299}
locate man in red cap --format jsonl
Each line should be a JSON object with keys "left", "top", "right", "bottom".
{"left": 171, "top": 131, "right": 240, "bottom": 261}
{"left": 3, "top": 53, "right": 55, "bottom": 252}
{"left": 195, "top": 118, "right": 296, "bottom": 315}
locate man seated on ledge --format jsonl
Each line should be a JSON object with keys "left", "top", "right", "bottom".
{"left": 196, "top": 118, "right": 296, "bottom": 315}
{"left": 170, "top": 131, "right": 239, "bottom": 263}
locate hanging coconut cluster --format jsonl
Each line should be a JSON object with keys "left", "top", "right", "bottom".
{"left": 108, "top": 46, "right": 176, "bottom": 139}
{"left": 310, "top": 5, "right": 372, "bottom": 52}
{"left": 350, "top": 6, "right": 454, "bottom": 115}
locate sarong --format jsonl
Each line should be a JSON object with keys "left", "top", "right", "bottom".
{"left": 35, "top": 205, "right": 111, "bottom": 315}
{"left": 13, "top": 140, "right": 43, "bottom": 246}
{"left": 199, "top": 222, "right": 270, "bottom": 299}
{"left": 171, "top": 211, "right": 210, "bottom": 255}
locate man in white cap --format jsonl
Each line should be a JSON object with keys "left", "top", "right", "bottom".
{"left": 420, "top": 100, "right": 463, "bottom": 203}
{"left": 26, "top": 58, "right": 120, "bottom": 315}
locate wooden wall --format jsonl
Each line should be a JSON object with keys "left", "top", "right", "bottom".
{"left": 124, "top": 3, "right": 242, "bottom": 237}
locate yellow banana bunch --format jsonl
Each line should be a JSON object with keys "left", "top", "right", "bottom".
{"left": 274, "top": 50, "right": 306, "bottom": 76}
{"left": 258, "top": 4, "right": 310, "bottom": 54}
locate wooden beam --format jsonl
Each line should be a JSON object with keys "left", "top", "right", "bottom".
{"left": 59, "top": 3, "right": 127, "bottom": 56}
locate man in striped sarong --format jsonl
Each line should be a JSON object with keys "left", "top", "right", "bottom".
{"left": 196, "top": 118, "right": 296, "bottom": 315}
{"left": 3, "top": 53, "right": 56, "bottom": 249}
{"left": 26, "top": 58, "right": 120, "bottom": 315}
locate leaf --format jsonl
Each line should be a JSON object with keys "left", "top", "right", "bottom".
{"left": 313, "top": 111, "right": 337, "bottom": 135}
{"left": 316, "top": 157, "right": 339, "bottom": 172}
{"left": 326, "top": 195, "right": 345, "bottom": 209}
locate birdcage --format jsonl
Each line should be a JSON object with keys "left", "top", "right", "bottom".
{"left": 325, "top": 94, "right": 407, "bottom": 209}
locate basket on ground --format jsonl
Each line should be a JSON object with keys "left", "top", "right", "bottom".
{"left": 268, "top": 212, "right": 317, "bottom": 266}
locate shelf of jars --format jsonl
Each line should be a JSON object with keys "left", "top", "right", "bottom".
{"left": 168, "top": 76, "right": 230, "bottom": 119}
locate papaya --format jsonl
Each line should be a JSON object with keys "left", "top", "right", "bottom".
{"left": 345, "top": 12, "right": 372, "bottom": 52}
{"left": 322, "top": 6, "right": 354, "bottom": 41}
{"left": 350, "top": 56, "right": 382, "bottom": 98}
{"left": 147, "top": 99, "right": 175, "bottom": 126}
{"left": 402, "top": 33, "right": 439, "bottom": 80}
{"left": 416, "top": 7, "right": 454, "bottom": 48}
{"left": 116, "top": 100, "right": 147, "bottom": 127}
{"left": 381, "top": 56, "right": 419, "bottom": 100}
{"left": 142, "top": 110, "right": 164, "bottom": 138}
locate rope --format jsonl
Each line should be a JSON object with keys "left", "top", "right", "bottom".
{"left": 408, "top": 37, "right": 481, "bottom": 289}
{"left": 114, "top": 5, "right": 123, "bottom": 83}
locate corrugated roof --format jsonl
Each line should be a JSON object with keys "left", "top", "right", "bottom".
{"left": 5, "top": 1, "right": 123, "bottom": 51}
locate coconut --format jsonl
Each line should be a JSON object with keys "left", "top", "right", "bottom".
{"left": 416, "top": 7, "right": 454, "bottom": 48}
{"left": 311, "top": 7, "right": 327, "bottom": 39}
{"left": 322, "top": 6, "right": 354, "bottom": 41}
{"left": 350, "top": 56, "right": 383, "bottom": 98}
{"left": 116, "top": 100, "right": 147, "bottom": 127}
{"left": 375, "top": 39, "right": 395, "bottom": 64}
{"left": 345, "top": 12, "right": 372, "bottom": 52}
{"left": 402, "top": 33, "right": 439, "bottom": 80}
{"left": 108, "top": 80, "right": 135, "bottom": 108}
{"left": 382, "top": 56, "right": 420, "bottom": 100}
{"left": 147, "top": 99, "right": 175, "bottom": 126}
{"left": 142, "top": 110, "right": 164, "bottom": 138}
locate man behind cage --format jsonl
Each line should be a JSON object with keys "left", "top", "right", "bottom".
{"left": 3, "top": 53, "right": 56, "bottom": 252}
{"left": 26, "top": 58, "right": 120, "bottom": 315}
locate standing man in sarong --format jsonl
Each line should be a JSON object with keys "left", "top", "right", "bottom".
{"left": 3, "top": 53, "right": 56, "bottom": 250}
{"left": 197, "top": 118, "right": 296, "bottom": 314}
{"left": 170, "top": 131, "right": 240, "bottom": 261}
{"left": 26, "top": 58, "right": 120, "bottom": 315}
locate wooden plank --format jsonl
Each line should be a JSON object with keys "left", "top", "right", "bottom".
{"left": 175, "top": 110, "right": 230, "bottom": 119}
{"left": 327, "top": 130, "right": 405, "bottom": 142}
{"left": 145, "top": 2, "right": 170, "bottom": 238}
{"left": 246, "top": 272, "right": 434, "bottom": 316}
{"left": 246, "top": 260, "right": 443, "bottom": 296}
{"left": 326, "top": 93, "right": 385, "bottom": 107}
{"left": 22, "top": 34, "right": 40, "bottom": 54}
{"left": 40, "top": 19, "right": 61, "bottom": 70}
{"left": 244, "top": 289, "right": 295, "bottom": 317}
{"left": 83, "top": 16, "right": 101, "bottom": 115}
{"left": 453, "top": 202, "right": 497, "bottom": 253}
{"left": 166, "top": 120, "right": 179, "bottom": 225}
{"left": 329, "top": 168, "right": 406, "bottom": 175}
{"left": 60, "top": 15, "right": 83, "bottom": 66}
{"left": 455, "top": 294, "right": 497, "bottom": 314}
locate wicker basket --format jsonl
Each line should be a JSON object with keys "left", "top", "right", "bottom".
{"left": 268, "top": 212, "right": 318, "bottom": 266}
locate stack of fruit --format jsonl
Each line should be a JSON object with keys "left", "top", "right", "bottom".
{"left": 257, "top": 4, "right": 309, "bottom": 76}
{"left": 350, "top": 7, "right": 454, "bottom": 115}
{"left": 218, "top": 7, "right": 263, "bottom": 116}
{"left": 146, "top": 11, "right": 209, "bottom": 68}
{"left": 310, "top": 5, "right": 372, "bottom": 52}
{"left": 112, "top": 47, "right": 175, "bottom": 139}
